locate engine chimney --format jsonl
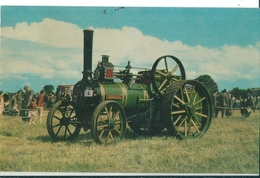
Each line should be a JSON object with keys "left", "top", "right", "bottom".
{"left": 83, "top": 29, "right": 94, "bottom": 82}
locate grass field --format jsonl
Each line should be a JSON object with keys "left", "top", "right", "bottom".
{"left": 0, "top": 109, "right": 259, "bottom": 175}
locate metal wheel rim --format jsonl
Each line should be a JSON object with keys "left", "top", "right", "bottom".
{"left": 167, "top": 80, "right": 212, "bottom": 139}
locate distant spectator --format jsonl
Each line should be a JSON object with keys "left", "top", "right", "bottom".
{"left": 63, "top": 90, "right": 71, "bottom": 101}
{"left": 28, "top": 98, "right": 37, "bottom": 125}
{"left": 219, "top": 89, "right": 229, "bottom": 118}
{"left": 9, "top": 103, "right": 19, "bottom": 116}
{"left": 0, "top": 91, "right": 4, "bottom": 115}
{"left": 36, "top": 90, "right": 45, "bottom": 123}
{"left": 21, "top": 85, "right": 34, "bottom": 121}
{"left": 212, "top": 91, "right": 220, "bottom": 118}
{"left": 10, "top": 92, "right": 18, "bottom": 108}
{"left": 17, "top": 90, "right": 24, "bottom": 110}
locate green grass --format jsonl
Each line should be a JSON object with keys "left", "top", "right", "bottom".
{"left": 0, "top": 110, "right": 259, "bottom": 174}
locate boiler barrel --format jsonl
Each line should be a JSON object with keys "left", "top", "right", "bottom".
{"left": 98, "top": 82, "right": 150, "bottom": 109}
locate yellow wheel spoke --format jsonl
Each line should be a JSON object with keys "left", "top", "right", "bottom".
{"left": 107, "top": 130, "right": 113, "bottom": 142}
{"left": 164, "top": 57, "right": 169, "bottom": 72}
{"left": 184, "top": 120, "right": 187, "bottom": 136}
{"left": 193, "top": 114, "right": 201, "bottom": 124}
{"left": 115, "top": 121, "right": 121, "bottom": 125}
{"left": 184, "top": 87, "right": 190, "bottom": 103}
{"left": 194, "top": 97, "right": 205, "bottom": 105}
{"left": 112, "top": 111, "right": 120, "bottom": 121}
{"left": 114, "top": 127, "right": 120, "bottom": 134}
{"left": 176, "top": 116, "right": 188, "bottom": 129}
{"left": 158, "top": 78, "right": 168, "bottom": 90}
{"left": 171, "top": 64, "right": 179, "bottom": 74}
{"left": 98, "top": 129, "right": 105, "bottom": 139}
{"left": 109, "top": 107, "right": 113, "bottom": 120}
{"left": 190, "top": 118, "right": 201, "bottom": 133}
{"left": 172, "top": 102, "right": 180, "bottom": 108}
{"left": 104, "top": 107, "right": 109, "bottom": 118}
{"left": 174, "top": 115, "right": 182, "bottom": 125}
{"left": 156, "top": 70, "right": 167, "bottom": 77}
{"left": 98, "top": 116, "right": 106, "bottom": 124}
{"left": 171, "top": 77, "right": 179, "bottom": 82}
{"left": 97, "top": 124, "right": 107, "bottom": 129}
{"left": 195, "top": 112, "right": 208, "bottom": 118}
{"left": 195, "top": 106, "right": 203, "bottom": 110}
{"left": 174, "top": 95, "right": 185, "bottom": 105}
{"left": 172, "top": 110, "right": 186, "bottom": 115}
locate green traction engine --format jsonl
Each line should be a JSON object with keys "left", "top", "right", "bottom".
{"left": 47, "top": 29, "right": 213, "bottom": 144}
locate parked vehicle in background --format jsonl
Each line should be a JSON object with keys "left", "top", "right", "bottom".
{"left": 55, "top": 84, "right": 74, "bottom": 102}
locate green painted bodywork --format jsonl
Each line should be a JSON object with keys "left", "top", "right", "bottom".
{"left": 99, "top": 82, "right": 150, "bottom": 109}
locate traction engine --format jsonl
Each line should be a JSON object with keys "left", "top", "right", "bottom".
{"left": 47, "top": 29, "right": 212, "bottom": 144}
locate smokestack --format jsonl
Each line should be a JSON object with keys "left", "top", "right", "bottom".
{"left": 83, "top": 29, "right": 94, "bottom": 82}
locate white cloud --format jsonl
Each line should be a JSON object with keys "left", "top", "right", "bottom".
{"left": 1, "top": 18, "right": 259, "bottom": 89}
{"left": 1, "top": 18, "right": 83, "bottom": 48}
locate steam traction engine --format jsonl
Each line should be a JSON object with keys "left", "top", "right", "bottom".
{"left": 46, "top": 30, "right": 212, "bottom": 144}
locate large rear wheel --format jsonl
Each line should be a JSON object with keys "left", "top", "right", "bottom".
{"left": 162, "top": 80, "right": 212, "bottom": 139}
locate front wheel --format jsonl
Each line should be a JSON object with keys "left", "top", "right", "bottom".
{"left": 46, "top": 101, "right": 81, "bottom": 141}
{"left": 91, "top": 101, "right": 126, "bottom": 145}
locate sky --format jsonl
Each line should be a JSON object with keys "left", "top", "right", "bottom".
{"left": 0, "top": 2, "right": 260, "bottom": 94}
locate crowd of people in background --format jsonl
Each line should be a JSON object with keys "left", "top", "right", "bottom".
{"left": 212, "top": 89, "right": 259, "bottom": 118}
{"left": 0, "top": 85, "right": 58, "bottom": 124}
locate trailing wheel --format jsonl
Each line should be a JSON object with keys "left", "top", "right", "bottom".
{"left": 163, "top": 80, "right": 212, "bottom": 139}
{"left": 151, "top": 55, "right": 186, "bottom": 96}
{"left": 91, "top": 101, "right": 126, "bottom": 145}
{"left": 47, "top": 101, "right": 81, "bottom": 141}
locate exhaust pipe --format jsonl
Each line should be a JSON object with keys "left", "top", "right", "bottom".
{"left": 83, "top": 29, "right": 94, "bottom": 82}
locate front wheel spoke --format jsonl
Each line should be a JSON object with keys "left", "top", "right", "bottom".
{"left": 66, "top": 125, "right": 72, "bottom": 135}
{"left": 67, "top": 109, "right": 75, "bottom": 118}
{"left": 53, "top": 115, "right": 61, "bottom": 121}
{"left": 53, "top": 123, "right": 61, "bottom": 128}
{"left": 114, "top": 127, "right": 121, "bottom": 134}
{"left": 104, "top": 107, "right": 109, "bottom": 119}
{"left": 184, "top": 120, "right": 187, "bottom": 136}
{"left": 108, "top": 130, "right": 114, "bottom": 142}
{"left": 195, "top": 112, "right": 208, "bottom": 118}
{"left": 98, "top": 124, "right": 108, "bottom": 129}
{"left": 70, "top": 123, "right": 78, "bottom": 128}
{"left": 64, "top": 126, "right": 67, "bottom": 139}
{"left": 55, "top": 125, "right": 63, "bottom": 136}
{"left": 98, "top": 116, "right": 107, "bottom": 124}
{"left": 98, "top": 129, "right": 105, "bottom": 139}
{"left": 109, "top": 107, "right": 113, "bottom": 120}
{"left": 112, "top": 111, "right": 120, "bottom": 121}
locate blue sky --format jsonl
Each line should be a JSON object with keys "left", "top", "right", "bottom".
{"left": 1, "top": 5, "right": 259, "bottom": 94}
